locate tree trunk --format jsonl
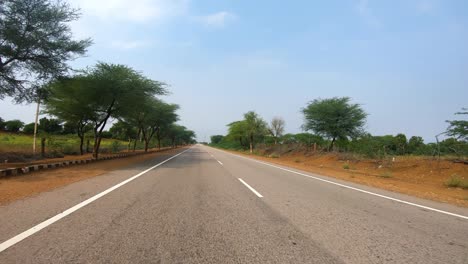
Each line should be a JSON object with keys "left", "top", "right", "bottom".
{"left": 94, "top": 136, "right": 103, "bottom": 159}
{"left": 144, "top": 140, "right": 149, "bottom": 152}
{"left": 41, "top": 138, "right": 46, "bottom": 158}
{"left": 133, "top": 128, "right": 141, "bottom": 152}
{"left": 79, "top": 135, "right": 84, "bottom": 155}
{"left": 329, "top": 137, "right": 336, "bottom": 152}
{"left": 33, "top": 99, "right": 40, "bottom": 155}
{"left": 86, "top": 139, "right": 90, "bottom": 153}
{"left": 93, "top": 130, "right": 99, "bottom": 159}
{"left": 156, "top": 130, "right": 161, "bottom": 150}
{"left": 92, "top": 99, "right": 115, "bottom": 159}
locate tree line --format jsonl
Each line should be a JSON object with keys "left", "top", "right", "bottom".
{"left": 0, "top": 0, "right": 196, "bottom": 158}
{"left": 210, "top": 97, "right": 467, "bottom": 158}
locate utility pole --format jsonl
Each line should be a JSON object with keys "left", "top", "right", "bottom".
{"left": 33, "top": 98, "right": 40, "bottom": 155}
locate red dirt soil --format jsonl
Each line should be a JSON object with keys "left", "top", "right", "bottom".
{"left": 226, "top": 150, "right": 468, "bottom": 208}
{"left": 0, "top": 148, "right": 185, "bottom": 205}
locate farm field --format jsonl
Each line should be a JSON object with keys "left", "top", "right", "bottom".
{"left": 0, "top": 131, "right": 152, "bottom": 165}
{"left": 0, "top": 131, "right": 129, "bottom": 153}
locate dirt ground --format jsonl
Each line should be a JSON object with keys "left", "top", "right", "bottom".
{"left": 227, "top": 150, "right": 468, "bottom": 208}
{"left": 0, "top": 148, "right": 184, "bottom": 205}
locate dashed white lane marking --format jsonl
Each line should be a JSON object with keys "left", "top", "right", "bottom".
{"left": 209, "top": 147, "right": 468, "bottom": 221}
{"left": 217, "top": 160, "right": 223, "bottom": 165}
{"left": 238, "top": 178, "right": 263, "bottom": 198}
{"left": 0, "top": 148, "right": 192, "bottom": 253}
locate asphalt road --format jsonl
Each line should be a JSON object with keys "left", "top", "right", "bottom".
{"left": 0, "top": 145, "right": 467, "bottom": 263}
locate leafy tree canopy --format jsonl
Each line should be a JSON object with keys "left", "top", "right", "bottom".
{"left": 0, "top": 0, "right": 92, "bottom": 102}
{"left": 446, "top": 108, "right": 468, "bottom": 142}
{"left": 302, "top": 97, "right": 367, "bottom": 148}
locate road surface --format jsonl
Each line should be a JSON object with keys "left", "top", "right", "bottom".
{"left": 0, "top": 145, "right": 467, "bottom": 263}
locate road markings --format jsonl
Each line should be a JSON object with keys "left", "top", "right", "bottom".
{"left": 238, "top": 178, "right": 263, "bottom": 198}
{"left": 0, "top": 148, "right": 192, "bottom": 253}
{"left": 210, "top": 147, "right": 468, "bottom": 220}
{"left": 217, "top": 160, "right": 223, "bottom": 165}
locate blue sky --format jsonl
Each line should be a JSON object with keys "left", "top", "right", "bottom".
{"left": 1, "top": 0, "right": 467, "bottom": 142}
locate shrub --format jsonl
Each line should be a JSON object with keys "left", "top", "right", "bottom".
{"left": 343, "top": 163, "right": 350, "bottom": 170}
{"left": 379, "top": 171, "right": 392, "bottom": 178}
{"left": 445, "top": 175, "right": 468, "bottom": 189}
{"left": 100, "top": 131, "right": 113, "bottom": 139}
{"left": 111, "top": 140, "right": 121, "bottom": 153}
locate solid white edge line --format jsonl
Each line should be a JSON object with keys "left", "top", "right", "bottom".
{"left": 0, "top": 147, "right": 192, "bottom": 253}
{"left": 238, "top": 178, "right": 263, "bottom": 198}
{"left": 209, "top": 147, "right": 468, "bottom": 220}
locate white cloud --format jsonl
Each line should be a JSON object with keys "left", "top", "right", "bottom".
{"left": 71, "top": 0, "right": 189, "bottom": 23}
{"left": 356, "top": 0, "right": 381, "bottom": 28}
{"left": 196, "top": 11, "right": 236, "bottom": 28}
{"left": 111, "top": 40, "right": 152, "bottom": 50}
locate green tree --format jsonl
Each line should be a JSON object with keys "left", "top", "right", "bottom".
{"left": 89, "top": 63, "right": 167, "bottom": 157}
{"left": 446, "top": 108, "right": 468, "bottom": 142}
{"left": 393, "top": 133, "right": 408, "bottom": 155}
{"left": 165, "top": 124, "right": 196, "bottom": 147}
{"left": 46, "top": 63, "right": 166, "bottom": 158}
{"left": 226, "top": 121, "right": 248, "bottom": 148}
{"left": 4, "top": 119, "right": 24, "bottom": 132}
{"left": 243, "top": 111, "right": 268, "bottom": 153}
{"left": 38, "top": 117, "right": 62, "bottom": 134}
{"left": 302, "top": 97, "right": 367, "bottom": 150}
{"left": 122, "top": 98, "right": 178, "bottom": 152}
{"left": 62, "top": 122, "right": 78, "bottom": 135}
{"left": 210, "top": 135, "right": 224, "bottom": 144}
{"left": 0, "top": 0, "right": 92, "bottom": 101}
{"left": 44, "top": 76, "right": 94, "bottom": 155}
{"left": 23, "top": 122, "right": 36, "bottom": 134}
{"left": 109, "top": 121, "right": 137, "bottom": 141}
{"left": 408, "top": 136, "right": 424, "bottom": 154}
{"left": 0, "top": 117, "right": 5, "bottom": 130}
{"left": 268, "top": 117, "right": 285, "bottom": 145}
{"left": 152, "top": 102, "right": 179, "bottom": 150}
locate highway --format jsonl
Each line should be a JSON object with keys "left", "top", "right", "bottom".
{"left": 0, "top": 145, "right": 467, "bottom": 263}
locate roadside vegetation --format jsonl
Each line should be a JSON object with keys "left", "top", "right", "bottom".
{"left": 209, "top": 98, "right": 468, "bottom": 196}
{"left": 210, "top": 98, "right": 467, "bottom": 161}
{"left": 0, "top": 0, "right": 196, "bottom": 163}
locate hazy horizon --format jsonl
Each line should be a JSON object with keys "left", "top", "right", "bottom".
{"left": 1, "top": 0, "right": 467, "bottom": 143}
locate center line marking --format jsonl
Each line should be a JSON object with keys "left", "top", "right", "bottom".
{"left": 0, "top": 147, "right": 192, "bottom": 253}
{"left": 238, "top": 178, "right": 263, "bottom": 198}
{"left": 217, "top": 160, "right": 223, "bottom": 165}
